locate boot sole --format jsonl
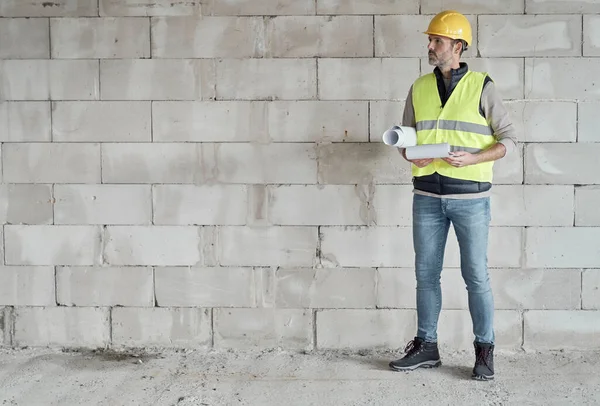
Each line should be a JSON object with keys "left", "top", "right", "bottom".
{"left": 471, "top": 373, "right": 494, "bottom": 381}
{"left": 389, "top": 360, "right": 442, "bottom": 371}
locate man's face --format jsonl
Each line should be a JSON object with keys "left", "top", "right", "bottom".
{"left": 427, "top": 35, "right": 455, "bottom": 67}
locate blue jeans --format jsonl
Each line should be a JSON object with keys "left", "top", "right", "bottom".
{"left": 412, "top": 194, "right": 494, "bottom": 344}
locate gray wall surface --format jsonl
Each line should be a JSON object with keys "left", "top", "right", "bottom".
{"left": 0, "top": 0, "right": 598, "bottom": 351}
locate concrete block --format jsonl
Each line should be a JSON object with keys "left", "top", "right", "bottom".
{"left": 153, "top": 185, "right": 247, "bottom": 225}
{"left": 5, "top": 225, "right": 102, "bottom": 266}
{"left": 369, "top": 101, "right": 405, "bottom": 143}
{"left": 421, "top": 0, "right": 524, "bottom": 13}
{"left": 214, "top": 308, "right": 313, "bottom": 349}
{"left": 3, "top": 143, "right": 100, "bottom": 183}
{"left": 492, "top": 269, "right": 581, "bottom": 310}
{"left": 247, "top": 185, "right": 268, "bottom": 226}
{"left": 51, "top": 60, "right": 100, "bottom": 100}
{"left": 371, "top": 185, "right": 414, "bottom": 226}
{"left": 0, "top": 60, "right": 99, "bottom": 100}
{"left": 254, "top": 267, "right": 276, "bottom": 308}
{"left": 219, "top": 226, "right": 317, "bottom": 267}
{"left": 100, "top": 0, "right": 202, "bottom": 16}
{"left": 56, "top": 266, "right": 153, "bottom": 306}
{"left": 54, "top": 185, "right": 152, "bottom": 225}
{"left": 317, "top": 0, "right": 419, "bottom": 14}
{"left": 0, "top": 266, "right": 55, "bottom": 306}
{"left": 584, "top": 15, "right": 600, "bottom": 56}
{"left": 321, "top": 226, "right": 522, "bottom": 268}
{"left": 14, "top": 307, "right": 109, "bottom": 348}
{"left": 525, "top": 58, "right": 600, "bottom": 100}
{"left": 0, "top": 227, "right": 3, "bottom": 264}
{"left": 0, "top": 18, "right": 49, "bottom": 58}
{"left": 320, "top": 227, "right": 413, "bottom": 268}
{"left": 316, "top": 309, "right": 416, "bottom": 349}
{"left": 153, "top": 101, "right": 267, "bottom": 142}
{"left": 526, "top": 0, "right": 600, "bottom": 13}
{"left": 578, "top": 102, "right": 600, "bottom": 142}
{"left": 101, "top": 143, "right": 197, "bottom": 183}
{"left": 104, "top": 226, "right": 209, "bottom": 266}
{"left": 492, "top": 142, "right": 523, "bottom": 185}
{"left": 583, "top": 269, "right": 600, "bottom": 310}
{"left": 1, "top": 307, "right": 11, "bottom": 346}
{"left": 317, "top": 143, "right": 412, "bottom": 185}
{"left": 152, "top": 17, "right": 266, "bottom": 58}
{"left": 0, "top": 102, "right": 51, "bottom": 142}
{"left": 0, "top": 184, "right": 53, "bottom": 225}
{"left": 524, "top": 310, "right": 600, "bottom": 350}
{"left": 155, "top": 267, "right": 255, "bottom": 307}
{"left": 490, "top": 185, "right": 574, "bottom": 226}
{"left": 505, "top": 101, "right": 576, "bottom": 142}
{"left": 438, "top": 310, "right": 522, "bottom": 350}
{"left": 268, "top": 185, "right": 367, "bottom": 226}
{"left": 526, "top": 227, "right": 600, "bottom": 268}
{"left": 318, "top": 59, "right": 419, "bottom": 100}
{"left": 461, "top": 58, "right": 524, "bottom": 100}
{"left": 269, "top": 101, "right": 368, "bottom": 143}
{"left": 0, "top": 0, "right": 98, "bottom": 17}
{"left": 525, "top": 143, "right": 600, "bottom": 185}
{"left": 215, "top": 144, "right": 317, "bottom": 184}
{"left": 376, "top": 268, "right": 416, "bottom": 309}
{"left": 51, "top": 17, "right": 150, "bottom": 59}
{"left": 112, "top": 308, "right": 211, "bottom": 347}
{"left": 576, "top": 186, "right": 600, "bottom": 226}
{"left": 208, "top": 0, "right": 314, "bottom": 15}
{"left": 376, "top": 15, "right": 476, "bottom": 58}
{"left": 275, "top": 268, "right": 377, "bottom": 308}
{"left": 52, "top": 102, "right": 151, "bottom": 142}
{"left": 267, "top": 16, "right": 372, "bottom": 58}
{"left": 100, "top": 59, "right": 215, "bottom": 100}
{"left": 479, "top": 15, "right": 581, "bottom": 57}
{"left": 216, "top": 59, "right": 316, "bottom": 100}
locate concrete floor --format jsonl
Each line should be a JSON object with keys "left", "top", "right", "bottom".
{"left": 0, "top": 347, "right": 598, "bottom": 405}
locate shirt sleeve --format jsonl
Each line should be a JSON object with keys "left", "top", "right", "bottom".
{"left": 481, "top": 81, "right": 518, "bottom": 156}
{"left": 402, "top": 85, "right": 416, "bottom": 128}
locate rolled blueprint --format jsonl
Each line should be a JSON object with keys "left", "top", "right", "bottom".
{"left": 382, "top": 125, "right": 417, "bottom": 148}
{"left": 405, "top": 143, "right": 451, "bottom": 159}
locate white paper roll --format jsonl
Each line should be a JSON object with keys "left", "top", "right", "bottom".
{"left": 405, "top": 143, "right": 451, "bottom": 159}
{"left": 382, "top": 126, "right": 417, "bottom": 148}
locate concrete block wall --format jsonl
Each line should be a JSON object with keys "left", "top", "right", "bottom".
{"left": 0, "top": 0, "right": 598, "bottom": 352}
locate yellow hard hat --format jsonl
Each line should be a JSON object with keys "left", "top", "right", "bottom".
{"left": 424, "top": 10, "right": 472, "bottom": 46}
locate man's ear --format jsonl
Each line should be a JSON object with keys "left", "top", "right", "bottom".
{"left": 453, "top": 41, "right": 462, "bottom": 54}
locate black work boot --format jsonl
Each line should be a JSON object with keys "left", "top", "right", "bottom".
{"left": 389, "top": 337, "right": 441, "bottom": 371}
{"left": 472, "top": 342, "right": 494, "bottom": 381}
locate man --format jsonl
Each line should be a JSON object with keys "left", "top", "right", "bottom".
{"left": 388, "top": 10, "right": 517, "bottom": 381}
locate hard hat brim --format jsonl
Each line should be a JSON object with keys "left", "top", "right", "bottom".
{"left": 424, "top": 30, "right": 470, "bottom": 46}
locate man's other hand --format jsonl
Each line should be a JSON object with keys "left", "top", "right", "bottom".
{"left": 442, "top": 151, "right": 479, "bottom": 168}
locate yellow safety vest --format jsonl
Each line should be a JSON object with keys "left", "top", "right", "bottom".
{"left": 412, "top": 71, "right": 496, "bottom": 183}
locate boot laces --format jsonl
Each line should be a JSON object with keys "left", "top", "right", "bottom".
{"left": 404, "top": 339, "right": 423, "bottom": 357}
{"left": 475, "top": 346, "right": 492, "bottom": 368}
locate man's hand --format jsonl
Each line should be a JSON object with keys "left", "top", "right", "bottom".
{"left": 411, "top": 158, "right": 434, "bottom": 167}
{"left": 442, "top": 151, "right": 479, "bottom": 168}
{"left": 398, "top": 148, "right": 433, "bottom": 168}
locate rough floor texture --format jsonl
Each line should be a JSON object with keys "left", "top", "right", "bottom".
{"left": 0, "top": 348, "right": 599, "bottom": 406}
{"left": 0, "top": 0, "right": 599, "bottom": 351}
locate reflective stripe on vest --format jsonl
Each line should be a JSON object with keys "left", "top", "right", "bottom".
{"left": 411, "top": 71, "right": 497, "bottom": 183}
